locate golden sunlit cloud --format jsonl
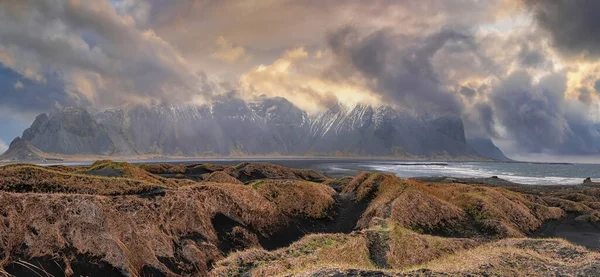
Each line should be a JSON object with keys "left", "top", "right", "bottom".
{"left": 211, "top": 36, "right": 251, "bottom": 64}
{"left": 240, "top": 47, "right": 381, "bottom": 113}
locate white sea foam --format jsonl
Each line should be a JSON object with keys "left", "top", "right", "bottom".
{"left": 364, "top": 163, "right": 583, "bottom": 185}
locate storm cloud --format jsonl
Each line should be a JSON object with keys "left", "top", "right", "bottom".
{"left": 525, "top": 0, "right": 600, "bottom": 59}
{"left": 491, "top": 71, "right": 570, "bottom": 152}
{"left": 326, "top": 27, "right": 471, "bottom": 114}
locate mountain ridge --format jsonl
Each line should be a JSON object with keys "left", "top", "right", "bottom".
{"left": 9, "top": 97, "right": 507, "bottom": 160}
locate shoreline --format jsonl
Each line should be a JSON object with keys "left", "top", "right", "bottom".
{"left": 0, "top": 157, "right": 590, "bottom": 186}
{"left": 1, "top": 154, "right": 495, "bottom": 164}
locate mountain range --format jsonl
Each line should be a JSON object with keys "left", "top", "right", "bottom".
{"left": 4, "top": 96, "right": 508, "bottom": 160}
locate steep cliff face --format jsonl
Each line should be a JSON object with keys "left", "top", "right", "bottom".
{"left": 21, "top": 98, "right": 479, "bottom": 158}
{"left": 467, "top": 138, "right": 512, "bottom": 161}
{"left": 21, "top": 107, "right": 114, "bottom": 155}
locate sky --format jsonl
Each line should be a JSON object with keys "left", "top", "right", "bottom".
{"left": 1, "top": 0, "right": 600, "bottom": 161}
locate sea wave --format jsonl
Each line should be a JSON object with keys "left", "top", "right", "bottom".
{"left": 364, "top": 163, "right": 583, "bottom": 185}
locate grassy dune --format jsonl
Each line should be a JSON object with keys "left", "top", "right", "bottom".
{"left": 0, "top": 161, "right": 599, "bottom": 277}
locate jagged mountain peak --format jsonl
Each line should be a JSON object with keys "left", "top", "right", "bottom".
{"left": 21, "top": 107, "right": 114, "bottom": 155}
{"left": 19, "top": 97, "right": 479, "bottom": 158}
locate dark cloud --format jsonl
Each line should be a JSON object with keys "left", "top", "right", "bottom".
{"left": 489, "top": 70, "right": 600, "bottom": 154}
{"left": 594, "top": 80, "right": 600, "bottom": 92}
{"left": 557, "top": 118, "right": 600, "bottom": 154}
{"left": 518, "top": 44, "right": 547, "bottom": 68}
{"left": 579, "top": 87, "right": 592, "bottom": 103}
{"left": 459, "top": 86, "right": 477, "bottom": 98}
{"left": 477, "top": 103, "right": 497, "bottom": 137}
{"left": 462, "top": 102, "right": 498, "bottom": 139}
{"left": 491, "top": 71, "right": 569, "bottom": 152}
{"left": 525, "top": 0, "right": 600, "bottom": 59}
{"left": 326, "top": 27, "right": 471, "bottom": 115}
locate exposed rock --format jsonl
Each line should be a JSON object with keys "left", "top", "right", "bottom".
{"left": 22, "top": 107, "right": 115, "bottom": 155}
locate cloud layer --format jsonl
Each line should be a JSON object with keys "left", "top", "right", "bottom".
{"left": 0, "top": 0, "right": 216, "bottom": 110}
{"left": 2, "top": 0, "right": 600, "bottom": 158}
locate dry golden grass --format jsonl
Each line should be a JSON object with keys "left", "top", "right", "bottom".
{"left": 346, "top": 173, "right": 565, "bottom": 238}
{"left": 140, "top": 162, "right": 230, "bottom": 175}
{"left": 137, "top": 163, "right": 187, "bottom": 174}
{"left": 252, "top": 179, "right": 336, "bottom": 219}
{"left": 422, "top": 182, "right": 564, "bottom": 237}
{"left": 225, "top": 162, "right": 328, "bottom": 183}
{"left": 385, "top": 223, "right": 478, "bottom": 269}
{"left": 0, "top": 178, "right": 337, "bottom": 276}
{"left": 411, "top": 238, "right": 600, "bottom": 276}
{"left": 540, "top": 196, "right": 593, "bottom": 213}
{"left": 341, "top": 172, "right": 392, "bottom": 200}
{"left": 210, "top": 220, "right": 479, "bottom": 277}
{"left": 0, "top": 161, "right": 340, "bottom": 276}
{"left": 82, "top": 160, "right": 195, "bottom": 188}
{"left": 202, "top": 171, "right": 243, "bottom": 184}
{"left": 2, "top": 161, "right": 599, "bottom": 277}
{"left": 0, "top": 164, "right": 166, "bottom": 195}
{"left": 187, "top": 163, "right": 230, "bottom": 174}
{"left": 211, "top": 233, "right": 373, "bottom": 277}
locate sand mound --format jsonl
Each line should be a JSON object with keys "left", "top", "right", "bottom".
{"left": 83, "top": 160, "right": 195, "bottom": 188}
{"left": 202, "top": 171, "right": 243, "bottom": 184}
{"left": 210, "top": 220, "right": 478, "bottom": 277}
{"left": 138, "top": 163, "right": 187, "bottom": 175}
{"left": 0, "top": 164, "right": 165, "bottom": 195}
{"left": 343, "top": 174, "right": 564, "bottom": 238}
{"left": 412, "top": 238, "right": 600, "bottom": 276}
{"left": 224, "top": 162, "right": 328, "bottom": 183}
{"left": 252, "top": 237, "right": 600, "bottom": 277}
